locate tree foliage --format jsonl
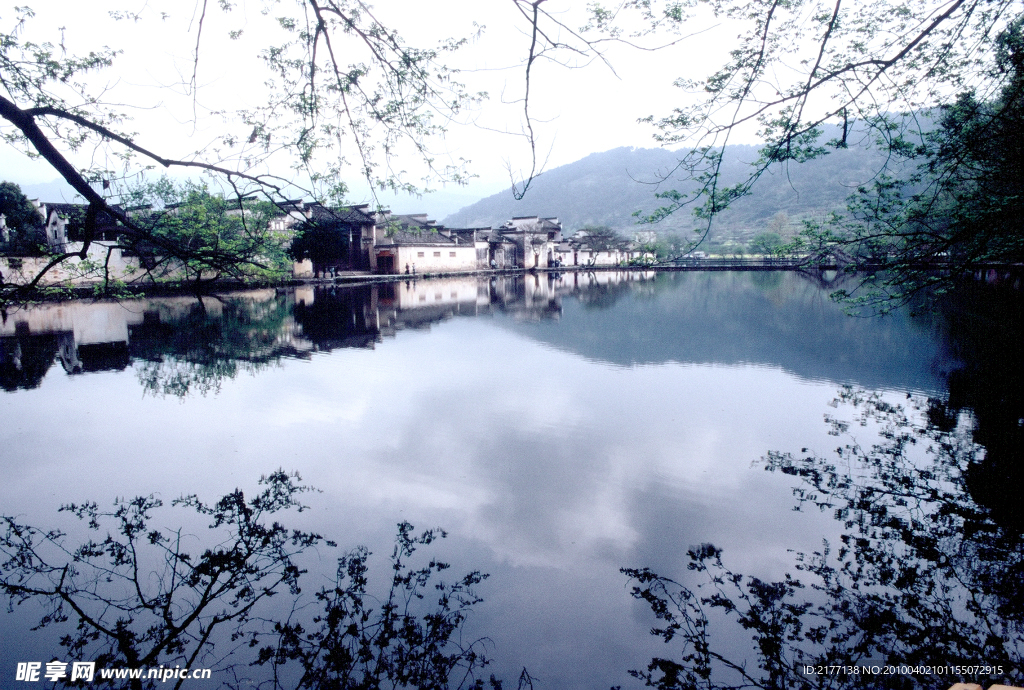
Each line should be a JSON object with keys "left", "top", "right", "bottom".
{"left": 4, "top": 0, "right": 1021, "bottom": 301}
{"left": 583, "top": 0, "right": 1024, "bottom": 300}
{"left": 125, "top": 179, "right": 288, "bottom": 283}
{"left": 578, "top": 225, "right": 628, "bottom": 253}
{"left": 748, "top": 231, "right": 782, "bottom": 258}
{"left": 0, "top": 1, "right": 477, "bottom": 297}
{"left": 619, "top": 0, "right": 1020, "bottom": 214}
{"left": 287, "top": 220, "right": 352, "bottom": 276}
{"left": 0, "top": 180, "right": 45, "bottom": 255}
{"left": 795, "top": 19, "right": 1024, "bottom": 308}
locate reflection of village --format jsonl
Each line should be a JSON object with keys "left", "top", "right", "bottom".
{"left": 0, "top": 271, "right": 655, "bottom": 391}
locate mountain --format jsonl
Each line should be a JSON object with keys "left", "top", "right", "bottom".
{"left": 443, "top": 138, "right": 894, "bottom": 243}
{"left": 17, "top": 179, "right": 82, "bottom": 203}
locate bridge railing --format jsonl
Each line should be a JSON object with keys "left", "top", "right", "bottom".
{"left": 651, "top": 257, "right": 820, "bottom": 269}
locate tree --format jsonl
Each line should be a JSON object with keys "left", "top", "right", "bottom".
{"left": 0, "top": 471, "right": 499, "bottom": 690}
{"left": 0, "top": 180, "right": 46, "bottom": 255}
{"left": 593, "top": 0, "right": 1022, "bottom": 296}
{"left": 578, "top": 225, "right": 627, "bottom": 253}
{"left": 650, "top": 233, "right": 691, "bottom": 261}
{"left": 748, "top": 231, "right": 783, "bottom": 258}
{"left": 7, "top": 0, "right": 1016, "bottom": 302}
{"left": 765, "top": 211, "right": 789, "bottom": 238}
{"left": 621, "top": 387, "right": 1024, "bottom": 690}
{"left": 797, "top": 18, "right": 1024, "bottom": 309}
{"left": 125, "top": 180, "right": 288, "bottom": 284}
{"left": 287, "top": 220, "right": 353, "bottom": 277}
{"left": 0, "top": 2, "right": 478, "bottom": 299}
{"left": 0, "top": 1, "right": 705, "bottom": 297}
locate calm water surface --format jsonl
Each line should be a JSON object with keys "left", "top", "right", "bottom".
{"left": 0, "top": 271, "right": 1020, "bottom": 689}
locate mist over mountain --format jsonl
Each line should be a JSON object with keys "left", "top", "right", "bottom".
{"left": 444, "top": 136, "right": 895, "bottom": 243}
{"left": 16, "top": 179, "right": 81, "bottom": 202}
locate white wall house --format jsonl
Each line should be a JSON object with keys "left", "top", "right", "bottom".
{"left": 373, "top": 231, "right": 478, "bottom": 274}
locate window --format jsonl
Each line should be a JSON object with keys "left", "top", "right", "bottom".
{"left": 417, "top": 251, "right": 425, "bottom": 257}
{"left": 449, "top": 251, "right": 456, "bottom": 257}
{"left": 433, "top": 251, "right": 441, "bottom": 257}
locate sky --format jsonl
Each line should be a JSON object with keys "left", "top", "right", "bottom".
{"left": 0, "top": 0, "right": 733, "bottom": 216}
{"left": 3, "top": 0, "right": 1009, "bottom": 219}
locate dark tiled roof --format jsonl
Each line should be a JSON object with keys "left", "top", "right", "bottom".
{"left": 44, "top": 202, "right": 124, "bottom": 227}
{"left": 479, "top": 230, "right": 515, "bottom": 243}
{"left": 500, "top": 217, "right": 561, "bottom": 233}
{"left": 377, "top": 229, "right": 457, "bottom": 246}
{"left": 445, "top": 228, "right": 487, "bottom": 243}
{"left": 305, "top": 204, "right": 375, "bottom": 225}
{"left": 380, "top": 213, "right": 438, "bottom": 232}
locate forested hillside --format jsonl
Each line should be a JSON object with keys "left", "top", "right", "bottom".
{"left": 444, "top": 136, "right": 894, "bottom": 245}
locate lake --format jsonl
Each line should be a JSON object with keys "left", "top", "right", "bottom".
{"left": 1, "top": 270, "right": 1021, "bottom": 689}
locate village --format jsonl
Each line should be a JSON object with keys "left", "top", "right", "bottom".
{"left": 0, "top": 198, "right": 655, "bottom": 286}
{"left": 279, "top": 202, "right": 655, "bottom": 276}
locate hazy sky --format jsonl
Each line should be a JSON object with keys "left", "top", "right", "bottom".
{"left": 1, "top": 0, "right": 731, "bottom": 213}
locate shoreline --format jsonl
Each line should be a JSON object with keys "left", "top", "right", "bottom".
{"left": 3, "top": 260, "right": 1020, "bottom": 304}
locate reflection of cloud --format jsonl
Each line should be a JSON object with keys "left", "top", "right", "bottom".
{"left": 3, "top": 302, "right": 866, "bottom": 580}
{"left": 205, "top": 319, "right": 843, "bottom": 572}
{"left": 0, "top": 278, "right": 953, "bottom": 690}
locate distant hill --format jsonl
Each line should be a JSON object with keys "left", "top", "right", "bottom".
{"left": 444, "top": 137, "right": 894, "bottom": 244}
{"left": 17, "top": 179, "right": 82, "bottom": 203}
{"left": 12, "top": 133, "right": 898, "bottom": 246}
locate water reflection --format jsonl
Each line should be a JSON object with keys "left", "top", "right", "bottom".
{"left": 0, "top": 272, "right": 660, "bottom": 396}
{"left": 623, "top": 386, "right": 1024, "bottom": 689}
{"left": 0, "top": 271, "right": 1014, "bottom": 689}
{"left": 0, "top": 471, "right": 499, "bottom": 690}
{"left": 501, "top": 271, "right": 949, "bottom": 392}
{"left": 932, "top": 282, "right": 1024, "bottom": 532}
{"left": 6, "top": 387, "right": 1022, "bottom": 689}
{"left": 0, "top": 270, "right": 951, "bottom": 398}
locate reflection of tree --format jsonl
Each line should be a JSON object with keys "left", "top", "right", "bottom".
{"left": 0, "top": 332, "right": 58, "bottom": 390}
{"left": 748, "top": 271, "right": 783, "bottom": 292}
{"left": 622, "top": 387, "right": 1024, "bottom": 690}
{"left": 574, "top": 276, "right": 643, "bottom": 311}
{"left": 261, "top": 522, "right": 498, "bottom": 690}
{"left": 133, "top": 358, "right": 272, "bottom": 398}
{"left": 291, "top": 286, "right": 380, "bottom": 351}
{"left": 130, "top": 295, "right": 301, "bottom": 397}
{"left": 931, "top": 281, "right": 1024, "bottom": 532}
{"left": 0, "top": 472, "right": 499, "bottom": 690}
